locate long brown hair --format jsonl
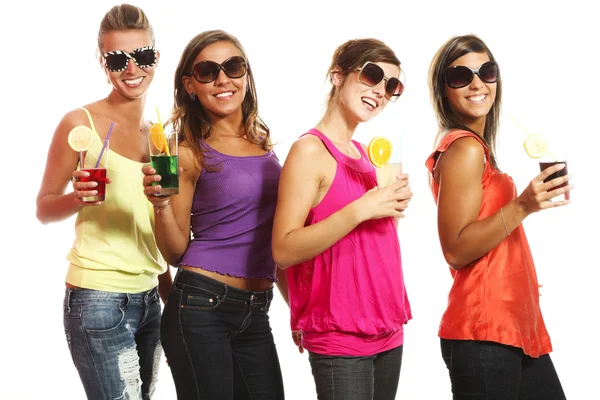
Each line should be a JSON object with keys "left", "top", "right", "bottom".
{"left": 324, "top": 38, "right": 401, "bottom": 113}
{"left": 168, "top": 30, "right": 271, "bottom": 170}
{"left": 428, "top": 34, "right": 502, "bottom": 169}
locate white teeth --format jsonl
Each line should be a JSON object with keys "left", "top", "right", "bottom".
{"left": 362, "top": 97, "right": 377, "bottom": 109}
{"left": 215, "top": 92, "right": 233, "bottom": 98}
{"left": 124, "top": 77, "right": 143, "bottom": 86}
{"left": 468, "top": 94, "right": 486, "bottom": 102}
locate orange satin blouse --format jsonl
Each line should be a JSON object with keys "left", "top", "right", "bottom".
{"left": 425, "top": 130, "right": 552, "bottom": 358}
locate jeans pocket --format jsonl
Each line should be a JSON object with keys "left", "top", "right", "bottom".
{"left": 181, "top": 293, "right": 221, "bottom": 311}
{"left": 81, "top": 302, "right": 125, "bottom": 332}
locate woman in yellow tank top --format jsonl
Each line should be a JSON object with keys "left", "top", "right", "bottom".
{"left": 35, "top": 4, "right": 171, "bottom": 399}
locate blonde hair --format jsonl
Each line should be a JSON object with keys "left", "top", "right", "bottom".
{"left": 97, "top": 4, "right": 154, "bottom": 53}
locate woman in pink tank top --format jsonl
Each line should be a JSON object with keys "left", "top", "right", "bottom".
{"left": 272, "top": 38, "right": 413, "bottom": 400}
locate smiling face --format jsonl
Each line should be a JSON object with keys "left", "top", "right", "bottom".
{"left": 100, "top": 29, "right": 158, "bottom": 100}
{"left": 445, "top": 52, "right": 496, "bottom": 129}
{"left": 334, "top": 61, "right": 400, "bottom": 124}
{"left": 182, "top": 40, "right": 247, "bottom": 121}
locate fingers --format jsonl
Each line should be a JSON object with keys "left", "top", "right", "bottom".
{"left": 541, "top": 174, "right": 571, "bottom": 193}
{"left": 141, "top": 165, "right": 156, "bottom": 176}
{"left": 389, "top": 178, "right": 409, "bottom": 191}
{"left": 537, "top": 163, "right": 566, "bottom": 182}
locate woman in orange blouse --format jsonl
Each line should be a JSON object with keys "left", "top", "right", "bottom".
{"left": 425, "top": 34, "right": 571, "bottom": 399}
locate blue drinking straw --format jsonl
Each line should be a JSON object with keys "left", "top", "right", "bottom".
{"left": 95, "top": 122, "right": 114, "bottom": 168}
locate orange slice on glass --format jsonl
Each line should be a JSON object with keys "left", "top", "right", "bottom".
{"left": 149, "top": 123, "right": 170, "bottom": 155}
{"left": 68, "top": 126, "right": 94, "bottom": 152}
{"left": 523, "top": 134, "right": 548, "bottom": 158}
{"left": 367, "top": 136, "right": 392, "bottom": 168}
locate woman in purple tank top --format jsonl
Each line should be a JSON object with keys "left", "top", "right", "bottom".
{"left": 142, "top": 30, "right": 285, "bottom": 399}
{"left": 272, "top": 39, "right": 413, "bottom": 399}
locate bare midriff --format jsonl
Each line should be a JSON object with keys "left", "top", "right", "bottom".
{"left": 181, "top": 265, "right": 273, "bottom": 291}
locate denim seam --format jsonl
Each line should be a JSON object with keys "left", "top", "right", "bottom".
{"left": 177, "top": 291, "right": 202, "bottom": 398}
{"left": 330, "top": 357, "right": 335, "bottom": 400}
{"left": 232, "top": 352, "right": 253, "bottom": 399}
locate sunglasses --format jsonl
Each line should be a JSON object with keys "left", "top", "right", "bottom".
{"left": 356, "top": 62, "right": 405, "bottom": 102}
{"left": 189, "top": 56, "right": 247, "bottom": 83}
{"left": 102, "top": 46, "right": 157, "bottom": 72}
{"left": 445, "top": 60, "right": 499, "bottom": 89}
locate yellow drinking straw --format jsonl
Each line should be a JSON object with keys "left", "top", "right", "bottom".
{"left": 155, "top": 107, "right": 170, "bottom": 156}
{"left": 511, "top": 117, "right": 557, "bottom": 161}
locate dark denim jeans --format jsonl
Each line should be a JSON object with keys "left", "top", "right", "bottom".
{"left": 441, "top": 338, "right": 566, "bottom": 400}
{"left": 308, "top": 345, "right": 403, "bottom": 400}
{"left": 63, "top": 286, "right": 162, "bottom": 400}
{"left": 161, "top": 269, "right": 284, "bottom": 400}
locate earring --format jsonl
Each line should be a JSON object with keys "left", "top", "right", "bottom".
{"left": 190, "top": 92, "right": 196, "bottom": 101}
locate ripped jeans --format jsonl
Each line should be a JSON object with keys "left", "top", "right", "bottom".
{"left": 63, "top": 287, "right": 162, "bottom": 400}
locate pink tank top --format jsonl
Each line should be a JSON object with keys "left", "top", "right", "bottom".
{"left": 287, "top": 129, "right": 412, "bottom": 356}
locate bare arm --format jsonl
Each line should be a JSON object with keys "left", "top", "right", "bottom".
{"left": 143, "top": 145, "right": 198, "bottom": 266}
{"left": 36, "top": 111, "right": 104, "bottom": 224}
{"left": 436, "top": 137, "right": 572, "bottom": 270}
{"left": 157, "top": 267, "right": 173, "bottom": 305}
{"left": 272, "top": 136, "right": 410, "bottom": 269}
{"left": 275, "top": 268, "right": 289, "bottom": 306}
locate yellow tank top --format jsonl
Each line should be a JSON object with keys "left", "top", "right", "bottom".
{"left": 66, "top": 107, "right": 166, "bottom": 293}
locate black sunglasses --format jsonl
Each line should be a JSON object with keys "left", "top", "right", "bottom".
{"left": 189, "top": 56, "right": 247, "bottom": 83}
{"left": 445, "top": 61, "right": 499, "bottom": 89}
{"left": 102, "top": 46, "right": 157, "bottom": 72}
{"left": 356, "top": 62, "right": 404, "bottom": 102}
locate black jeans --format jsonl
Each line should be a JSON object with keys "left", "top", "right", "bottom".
{"left": 161, "top": 269, "right": 284, "bottom": 399}
{"left": 441, "top": 338, "right": 566, "bottom": 400}
{"left": 308, "top": 345, "right": 403, "bottom": 400}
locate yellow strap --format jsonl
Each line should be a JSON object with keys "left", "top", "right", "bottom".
{"left": 79, "top": 107, "right": 98, "bottom": 136}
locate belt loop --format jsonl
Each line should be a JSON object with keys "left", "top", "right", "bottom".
{"left": 249, "top": 291, "right": 256, "bottom": 305}
{"left": 66, "top": 288, "right": 72, "bottom": 313}
{"left": 223, "top": 284, "right": 229, "bottom": 303}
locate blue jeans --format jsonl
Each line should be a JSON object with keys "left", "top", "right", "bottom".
{"left": 63, "top": 287, "right": 162, "bottom": 400}
{"left": 161, "top": 269, "right": 284, "bottom": 400}
{"left": 441, "top": 338, "right": 566, "bottom": 399}
{"left": 308, "top": 345, "right": 403, "bottom": 400}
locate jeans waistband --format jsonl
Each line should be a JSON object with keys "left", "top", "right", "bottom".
{"left": 174, "top": 269, "right": 273, "bottom": 304}
{"left": 65, "top": 286, "right": 158, "bottom": 305}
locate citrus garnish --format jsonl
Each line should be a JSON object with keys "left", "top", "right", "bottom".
{"left": 68, "top": 126, "right": 94, "bottom": 152}
{"left": 523, "top": 134, "right": 548, "bottom": 158}
{"left": 367, "top": 136, "right": 392, "bottom": 168}
{"left": 149, "top": 123, "right": 171, "bottom": 156}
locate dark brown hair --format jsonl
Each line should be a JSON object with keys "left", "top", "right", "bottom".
{"left": 428, "top": 34, "right": 502, "bottom": 169}
{"left": 169, "top": 30, "right": 271, "bottom": 170}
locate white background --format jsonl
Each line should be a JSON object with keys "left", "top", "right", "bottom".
{"left": 1, "top": 0, "right": 598, "bottom": 398}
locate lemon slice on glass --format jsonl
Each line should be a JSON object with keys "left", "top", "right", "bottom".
{"left": 523, "top": 134, "right": 548, "bottom": 158}
{"left": 68, "top": 126, "right": 94, "bottom": 152}
{"left": 367, "top": 136, "right": 392, "bottom": 168}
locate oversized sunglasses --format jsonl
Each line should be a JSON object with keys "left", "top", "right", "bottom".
{"left": 102, "top": 46, "right": 157, "bottom": 72}
{"left": 445, "top": 60, "right": 499, "bottom": 89}
{"left": 189, "top": 56, "right": 247, "bottom": 83}
{"left": 356, "top": 62, "right": 405, "bottom": 102}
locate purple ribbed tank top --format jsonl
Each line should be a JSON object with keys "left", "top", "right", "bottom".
{"left": 178, "top": 141, "right": 281, "bottom": 281}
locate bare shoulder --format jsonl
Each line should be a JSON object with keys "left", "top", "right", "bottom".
{"left": 443, "top": 136, "right": 485, "bottom": 163}
{"left": 178, "top": 142, "right": 201, "bottom": 176}
{"left": 288, "top": 134, "right": 329, "bottom": 160}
